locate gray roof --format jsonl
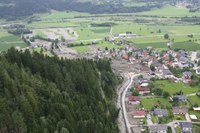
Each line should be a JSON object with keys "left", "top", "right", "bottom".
{"left": 179, "top": 56, "right": 189, "bottom": 62}
{"left": 154, "top": 109, "right": 168, "bottom": 116}
{"left": 174, "top": 95, "right": 187, "bottom": 101}
{"left": 172, "top": 107, "right": 188, "bottom": 114}
{"left": 163, "top": 69, "right": 172, "bottom": 75}
{"left": 153, "top": 61, "right": 162, "bottom": 67}
{"left": 196, "top": 53, "right": 200, "bottom": 59}
{"left": 149, "top": 125, "right": 167, "bottom": 132}
{"left": 179, "top": 50, "right": 188, "bottom": 57}
{"left": 183, "top": 71, "right": 192, "bottom": 77}
{"left": 180, "top": 122, "right": 192, "bottom": 129}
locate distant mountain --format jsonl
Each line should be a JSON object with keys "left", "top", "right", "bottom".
{"left": 0, "top": 0, "right": 163, "bottom": 19}
{"left": 0, "top": 0, "right": 199, "bottom": 19}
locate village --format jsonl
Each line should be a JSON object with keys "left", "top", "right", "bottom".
{"left": 118, "top": 46, "right": 200, "bottom": 133}
{"left": 84, "top": 41, "right": 200, "bottom": 133}
{"left": 5, "top": 24, "right": 200, "bottom": 133}
{"left": 52, "top": 35, "right": 200, "bottom": 133}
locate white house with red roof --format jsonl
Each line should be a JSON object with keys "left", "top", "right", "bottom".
{"left": 137, "top": 88, "right": 150, "bottom": 95}
{"left": 132, "top": 110, "right": 146, "bottom": 118}
{"left": 128, "top": 96, "right": 140, "bottom": 104}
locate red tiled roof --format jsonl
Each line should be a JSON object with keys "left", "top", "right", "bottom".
{"left": 128, "top": 96, "right": 140, "bottom": 101}
{"left": 122, "top": 55, "right": 129, "bottom": 60}
{"left": 133, "top": 111, "right": 146, "bottom": 116}
{"left": 165, "top": 62, "right": 172, "bottom": 66}
{"left": 134, "top": 84, "right": 141, "bottom": 89}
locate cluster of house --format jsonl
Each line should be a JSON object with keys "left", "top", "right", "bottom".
{"left": 83, "top": 42, "right": 200, "bottom": 81}
{"left": 138, "top": 50, "right": 200, "bottom": 86}
{"left": 148, "top": 122, "right": 193, "bottom": 133}
{"left": 129, "top": 90, "right": 199, "bottom": 119}
{"left": 130, "top": 106, "right": 195, "bottom": 132}
{"left": 89, "top": 45, "right": 139, "bottom": 60}
{"left": 116, "top": 47, "right": 200, "bottom": 82}
{"left": 125, "top": 67, "right": 200, "bottom": 132}
{"left": 117, "top": 32, "right": 137, "bottom": 38}
{"left": 130, "top": 106, "right": 194, "bottom": 132}
{"left": 89, "top": 44, "right": 200, "bottom": 76}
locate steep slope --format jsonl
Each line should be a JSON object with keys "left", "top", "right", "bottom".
{"left": 0, "top": 48, "right": 120, "bottom": 133}
{"left": 0, "top": 0, "right": 163, "bottom": 19}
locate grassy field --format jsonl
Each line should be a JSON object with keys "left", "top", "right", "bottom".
{"left": 188, "top": 95, "right": 200, "bottom": 106}
{"left": 154, "top": 80, "right": 199, "bottom": 95}
{"left": 71, "top": 46, "right": 91, "bottom": 53}
{"left": 2, "top": 5, "right": 200, "bottom": 52}
{"left": 34, "top": 29, "right": 47, "bottom": 38}
{"left": 0, "top": 31, "right": 27, "bottom": 51}
{"left": 141, "top": 97, "right": 172, "bottom": 110}
{"left": 172, "top": 42, "right": 200, "bottom": 51}
{"left": 193, "top": 124, "right": 200, "bottom": 132}
{"left": 26, "top": 9, "right": 200, "bottom": 44}
{"left": 75, "top": 26, "right": 110, "bottom": 40}
{"left": 36, "top": 11, "right": 91, "bottom": 20}
{"left": 96, "top": 41, "right": 123, "bottom": 49}
{"left": 134, "top": 41, "right": 200, "bottom": 51}
{"left": 136, "top": 6, "right": 200, "bottom": 17}
{"left": 28, "top": 21, "right": 78, "bottom": 28}
{"left": 0, "top": 42, "right": 27, "bottom": 52}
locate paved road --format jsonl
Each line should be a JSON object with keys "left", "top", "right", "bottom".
{"left": 74, "top": 38, "right": 103, "bottom": 43}
{"left": 117, "top": 74, "right": 130, "bottom": 133}
{"left": 146, "top": 113, "right": 153, "bottom": 125}
{"left": 120, "top": 73, "right": 142, "bottom": 133}
{"left": 187, "top": 93, "right": 196, "bottom": 97}
{"left": 185, "top": 113, "right": 192, "bottom": 122}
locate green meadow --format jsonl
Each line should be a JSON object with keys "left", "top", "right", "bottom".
{"left": 96, "top": 41, "right": 123, "bottom": 49}
{"left": 71, "top": 46, "right": 91, "bottom": 53}
{"left": 141, "top": 97, "right": 172, "bottom": 110}
{"left": 2, "top": 5, "right": 200, "bottom": 51}
{"left": 153, "top": 80, "right": 199, "bottom": 95}
{"left": 0, "top": 31, "right": 27, "bottom": 51}
{"left": 136, "top": 6, "right": 200, "bottom": 17}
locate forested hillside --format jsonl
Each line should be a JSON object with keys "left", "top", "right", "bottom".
{"left": 0, "top": 48, "right": 120, "bottom": 133}
{"left": 1, "top": 0, "right": 200, "bottom": 19}
{"left": 0, "top": 0, "right": 163, "bottom": 19}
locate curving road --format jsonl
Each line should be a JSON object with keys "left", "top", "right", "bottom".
{"left": 119, "top": 73, "right": 141, "bottom": 133}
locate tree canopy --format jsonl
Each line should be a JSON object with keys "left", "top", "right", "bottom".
{"left": 0, "top": 47, "right": 120, "bottom": 133}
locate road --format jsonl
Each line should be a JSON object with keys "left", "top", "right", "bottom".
{"left": 146, "top": 114, "right": 153, "bottom": 125}
{"left": 186, "top": 93, "right": 196, "bottom": 97}
{"left": 74, "top": 38, "right": 103, "bottom": 43}
{"left": 119, "top": 73, "right": 141, "bottom": 133}
{"left": 117, "top": 71, "right": 199, "bottom": 133}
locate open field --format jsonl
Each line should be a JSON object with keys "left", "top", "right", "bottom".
{"left": 71, "top": 46, "right": 91, "bottom": 53}
{"left": 75, "top": 26, "right": 110, "bottom": 40}
{"left": 135, "top": 6, "right": 200, "bottom": 17}
{"left": 0, "top": 42, "right": 27, "bottom": 52}
{"left": 36, "top": 11, "right": 91, "bottom": 20}
{"left": 134, "top": 41, "right": 200, "bottom": 51}
{"left": 141, "top": 97, "right": 172, "bottom": 110}
{"left": 154, "top": 80, "right": 199, "bottom": 95}
{"left": 96, "top": 41, "right": 123, "bottom": 49}
{"left": 28, "top": 9, "right": 200, "bottom": 41}
{"left": 188, "top": 95, "right": 200, "bottom": 106}
{"left": 2, "top": 5, "right": 200, "bottom": 51}
{"left": 0, "top": 30, "right": 27, "bottom": 51}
